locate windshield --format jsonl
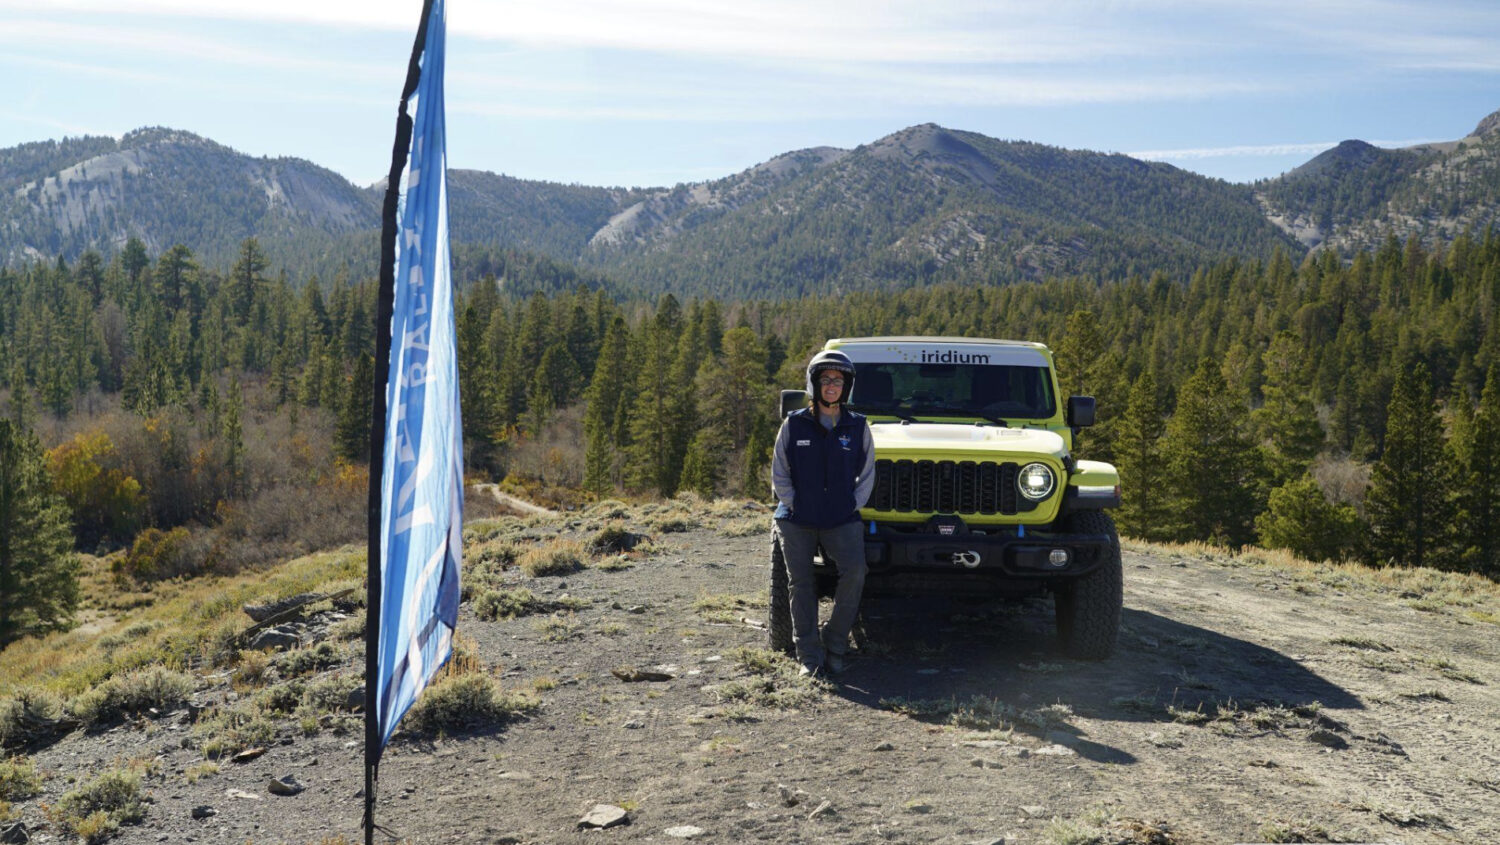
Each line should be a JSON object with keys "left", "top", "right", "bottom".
{"left": 848, "top": 362, "right": 1056, "bottom": 420}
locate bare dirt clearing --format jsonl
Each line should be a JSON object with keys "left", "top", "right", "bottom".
{"left": 7, "top": 504, "right": 1500, "bottom": 844}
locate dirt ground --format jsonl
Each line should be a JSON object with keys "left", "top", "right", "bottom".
{"left": 12, "top": 508, "right": 1500, "bottom": 845}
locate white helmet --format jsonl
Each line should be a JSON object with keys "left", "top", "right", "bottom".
{"left": 805, "top": 349, "right": 856, "bottom": 407}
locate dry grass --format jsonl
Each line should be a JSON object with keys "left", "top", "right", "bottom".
{"left": 54, "top": 768, "right": 146, "bottom": 843}
{"left": 693, "top": 593, "right": 758, "bottom": 624}
{"left": 879, "top": 695, "right": 1033, "bottom": 732}
{"left": 473, "top": 588, "right": 542, "bottom": 621}
{"left": 517, "top": 539, "right": 586, "bottom": 577}
{"left": 585, "top": 523, "right": 640, "bottom": 555}
{"left": 0, "top": 689, "right": 67, "bottom": 748}
{"left": 0, "top": 547, "right": 365, "bottom": 698}
{"left": 400, "top": 674, "right": 540, "bottom": 737}
{"left": 719, "top": 516, "right": 769, "bottom": 537}
{"left": 1122, "top": 538, "right": 1500, "bottom": 621}
{"left": 193, "top": 703, "right": 276, "bottom": 759}
{"left": 534, "top": 614, "right": 582, "bottom": 642}
{"left": 273, "top": 642, "right": 346, "bottom": 678}
{"left": 710, "top": 647, "right": 827, "bottom": 710}
{"left": 0, "top": 757, "right": 42, "bottom": 801}
{"left": 71, "top": 666, "right": 194, "bottom": 726}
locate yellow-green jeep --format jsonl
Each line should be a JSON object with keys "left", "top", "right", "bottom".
{"left": 770, "top": 337, "right": 1123, "bottom": 659}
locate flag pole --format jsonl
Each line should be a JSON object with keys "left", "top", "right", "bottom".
{"left": 366, "top": 1, "right": 436, "bottom": 842}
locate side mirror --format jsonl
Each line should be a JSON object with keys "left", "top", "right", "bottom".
{"left": 780, "top": 390, "right": 808, "bottom": 419}
{"left": 1067, "top": 395, "right": 1096, "bottom": 428}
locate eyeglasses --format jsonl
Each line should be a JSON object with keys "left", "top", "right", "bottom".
{"left": 818, "top": 377, "right": 846, "bottom": 387}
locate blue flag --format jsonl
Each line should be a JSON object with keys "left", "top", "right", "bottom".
{"left": 375, "top": 0, "right": 462, "bottom": 751}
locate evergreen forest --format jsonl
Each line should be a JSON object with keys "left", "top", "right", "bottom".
{"left": 4, "top": 227, "right": 1500, "bottom": 639}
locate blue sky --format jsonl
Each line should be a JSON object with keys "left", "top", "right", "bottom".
{"left": 3, "top": 0, "right": 1498, "bottom": 189}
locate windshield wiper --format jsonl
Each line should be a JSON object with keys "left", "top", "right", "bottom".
{"left": 908, "top": 404, "right": 1013, "bottom": 426}
{"left": 847, "top": 403, "right": 918, "bottom": 422}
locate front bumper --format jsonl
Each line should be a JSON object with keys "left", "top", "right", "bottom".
{"left": 861, "top": 523, "right": 1113, "bottom": 580}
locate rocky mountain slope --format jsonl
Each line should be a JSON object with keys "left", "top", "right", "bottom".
{"left": 585, "top": 124, "right": 1300, "bottom": 297}
{"left": 1256, "top": 109, "right": 1500, "bottom": 252}
{"left": 0, "top": 124, "right": 1295, "bottom": 296}
{"left": 0, "top": 128, "right": 379, "bottom": 275}
{"left": 4, "top": 110, "right": 1498, "bottom": 295}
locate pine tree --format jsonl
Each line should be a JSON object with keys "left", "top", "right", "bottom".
{"left": 1053, "top": 310, "right": 1104, "bottom": 399}
{"left": 0, "top": 420, "right": 80, "bottom": 645}
{"left": 1366, "top": 363, "right": 1452, "bottom": 568}
{"left": 679, "top": 430, "right": 722, "bottom": 499}
{"left": 227, "top": 238, "right": 267, "bottom": 323}
{"left": 1255, "top": 476, "right": 1360, "bottom": 562}
{"left": 336, "top": 354, "right": 374, "bottom": 462}
{"left": 627, "top": 297, "right": 686, "bottom": 495}
{"left": 1161, "top": 358, "right": 1266, "bottom": 546}
{"left": 222, "top": 376, "right": 246, "bottom": 495}
{"left": 7, "top": 366, "right": 32, "bottom": 431}
{"left": 458, "top": 303, "right": 503, "bottom": 474}
{"left": 154, "top": 244, "right": 197, "bottom": 315}
{"left": 1114, "top": 370, "right": 1172, "bottom": 541}
{"left": 1455, "top": 366, "right": 1500, "bottom": 576}
{"left": 1254, "top": 331, "right": 1324, "bottom": 484}
{"left": 709, "top": 327, "right": 770, "bottom": 450}
{"left": 584, "top": 318, "right": 630, "bottom": 495}
{"left": 523, "top": 342, "right": 581, "bottom": 433}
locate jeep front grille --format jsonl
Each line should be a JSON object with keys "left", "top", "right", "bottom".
{"left": 869, "top": 459, "right": 1036, "bottom": 515}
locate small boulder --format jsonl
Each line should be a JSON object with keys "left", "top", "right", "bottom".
{"left": 250, "top": 625, "right": 302, "bottom": 651}
{"left": 190, "top": 806, "right": 217, "bottom": 820}
{"left": 268, "top": 775, "right": 305, "bottom": 796}
{"left": 664, "top": 826, "right": 705, "bottom": 839}
{"left": 0, "top": 821, "right": 29, "bottom": 844}
{"left": 231, "top": 747, "right": 267, "bottom": 764}
{"left": 1306, "top": 729, "right": 1348, "bottom": 750}
{"left": 578, "top": 804, "right": 629, "bottom": 829}
{"left": 611, "top": 667, "right": 673, "bottom": 683}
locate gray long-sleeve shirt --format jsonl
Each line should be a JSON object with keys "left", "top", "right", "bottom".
{"left": 771, "top": 410, "right": 876, "bottom": 517}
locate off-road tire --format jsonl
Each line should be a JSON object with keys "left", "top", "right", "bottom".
{"left": 1053, "top": 510, "right": 1123, "bottom": 660}
{"left": 769, "top": 531, "right": 794, "bottom": 654}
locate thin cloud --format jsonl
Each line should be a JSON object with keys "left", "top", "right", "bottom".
{"left": 1129, "top": 137, "right": 1447, "bottom": 160}
{"left": 6, "top": 0, "right": 1188, "bottom": 66}
{"left": 0, "top": 109, "right": 106, "bottom": 138}
{"left": 789, "top": 62, "right": 1278, "bottom": 107}
{"left": 0, "top": 17, "right": 390, "bottom": 80}
{"left": 1, "top": 54, "right": 177, "bottom": 85}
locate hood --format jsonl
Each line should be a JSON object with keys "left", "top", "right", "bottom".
{"left": 869, "top": 422, "right": 1067, "bottom": 459}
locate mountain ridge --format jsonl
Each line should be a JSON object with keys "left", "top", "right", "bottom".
{"left": 2, "top": 112, "right": 1497, "bottom": 296}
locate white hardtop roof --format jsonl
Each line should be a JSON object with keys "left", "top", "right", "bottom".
{"left": 826, "top": 337, "right": 1052, "bottom": 368}
{"left": 828, "top": 336, "right": 1048, "bottom": 350}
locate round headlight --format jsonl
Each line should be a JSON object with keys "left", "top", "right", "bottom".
{"left": 1018, "top": 462, "right": 1055, "bottom": 500}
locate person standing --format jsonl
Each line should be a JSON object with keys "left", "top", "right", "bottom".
{"left": 772, "top": 349, "right": 875, "bottom": 676}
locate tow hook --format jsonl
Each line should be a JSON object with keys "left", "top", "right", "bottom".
{"left": 953, "top": 550, "right": 981, "bottom": 569}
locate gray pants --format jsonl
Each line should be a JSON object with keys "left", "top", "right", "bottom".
{"left": 775, "top": 519, "right": 868, "bottom": 667}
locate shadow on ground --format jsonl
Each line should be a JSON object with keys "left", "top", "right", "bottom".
{"left": 829, "top": 596, "right": 1361, "bottom": 732}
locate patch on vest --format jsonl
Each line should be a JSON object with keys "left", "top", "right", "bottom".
{"left": 838, "top": 434, "right": 852, "bottom": 450}
{"left": 795, "top": 439, "right": 811, "bottom": 446}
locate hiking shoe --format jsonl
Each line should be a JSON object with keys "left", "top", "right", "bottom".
{"left": 797, "top": 661, "right": 824, "bottom": 678}
{"left": 824, "top": 651, "right": 848, "bottom": 675}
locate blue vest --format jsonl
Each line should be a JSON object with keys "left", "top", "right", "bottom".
{"left": 782, "top": 407, "right": 867, "bottom": 529}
